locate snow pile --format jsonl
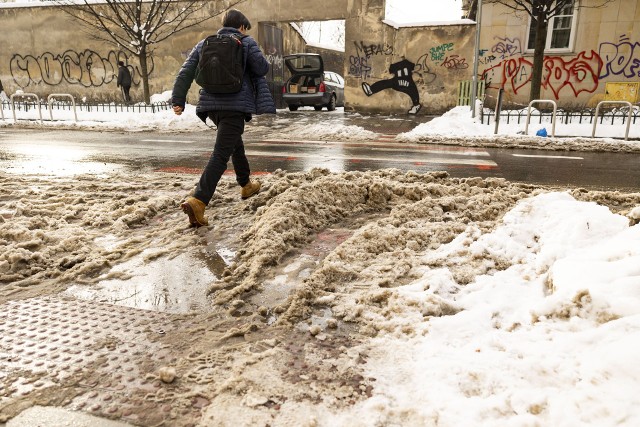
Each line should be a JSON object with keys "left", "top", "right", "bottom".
{"left": 0, "top": 172, "right": 201, "bottom": 292}
{"left": 189, "top": 169, "right": 640, "bottom": 426}
{"left": 150, "top": 90, "right": 172, "bottom": 103}
{"left": 398, "top": 106, "right": 640, "bottom": 151}
{"left": 401, "top": 106, "right": 493, "bottom": 137}
{"left": 325, "top": 192, "right": 640, "bottom": 426}
{"left": 269, "top": 122, "right": 379, "bottom": 141}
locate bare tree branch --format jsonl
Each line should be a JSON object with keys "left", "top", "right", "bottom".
{"left": 55, "top": 0, "right": 248, "bottom": 102}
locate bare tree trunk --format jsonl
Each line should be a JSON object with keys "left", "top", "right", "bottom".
{"left": 138, "top": 46, "right": 151, "bottom": 104}
{"left": 530, "top": 11, "right": 548, "bottom": 102}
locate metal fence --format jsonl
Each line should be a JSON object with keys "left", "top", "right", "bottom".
{"left": 1, "top": 100, "right": 172, "bottom": 115}
{"left": 480, "top": 107, "right": 640, "bottom": 127}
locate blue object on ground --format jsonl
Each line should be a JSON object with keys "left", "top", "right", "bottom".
{"left": 536, "top": 128, "right": 548, "bottom": 137}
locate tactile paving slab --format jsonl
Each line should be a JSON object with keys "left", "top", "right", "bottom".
{"left": 0, "top": 295, "right": 193, "bottom": 425}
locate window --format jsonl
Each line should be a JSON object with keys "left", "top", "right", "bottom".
{"left": 527, "top": 0, "right": 577, "bottom": 52}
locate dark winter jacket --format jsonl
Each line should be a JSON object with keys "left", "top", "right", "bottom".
{"left": 117, "top": 66, "right": 132, "bottom": 88}
{"left": 171, "top": 27, "right": 276, "bottom": 116}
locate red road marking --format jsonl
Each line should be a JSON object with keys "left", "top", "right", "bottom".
{"left": 154, "top": 167, "right": 271, "bottom": 176}
{"left": 260, "top": 139, "right": 487, "bottom": 153}
{"left": 154, "top": 167, "right": 202, "bottom": 174}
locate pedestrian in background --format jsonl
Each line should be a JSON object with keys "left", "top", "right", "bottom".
{"left": 117, "top": 61, "right": 132, "bottom": 103}
{"left": 171, "top": 9, "right": 275, "bottom": 227}
{"left": 0, "top": 79, "right": 7, "bottom": 102}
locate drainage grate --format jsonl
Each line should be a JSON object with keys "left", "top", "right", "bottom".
{"left": 0, "top": 296, "right": 188, "bottom": 425}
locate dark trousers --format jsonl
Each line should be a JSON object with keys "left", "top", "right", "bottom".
{"left": 121, "top": 86, "right": 131, "bottom": 102}
{"left": 194, "top": 111, "right": 250, "bottom": 205}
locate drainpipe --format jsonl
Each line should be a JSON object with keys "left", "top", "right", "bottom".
{"left": 470, "top": 0, "right": 482, "bottom": 118}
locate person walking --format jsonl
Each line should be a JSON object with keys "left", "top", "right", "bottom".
{"left": 117, "top": 61, "right": 132, "bottom": 103}
{"left": 171, "top": 9, "right": 275, "bottom": 227}
{"left": 0, "top": 79, "right": 7, "bottom": 102}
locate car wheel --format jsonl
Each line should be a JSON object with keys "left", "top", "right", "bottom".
{"left": 288, "top": 105, "right": 299, "bottom": 111}
{"left": 314, "top": 106, "right": 323, "bottom": 111}
{"left": 327, "top": 95, "right": 336, "bottom": 111}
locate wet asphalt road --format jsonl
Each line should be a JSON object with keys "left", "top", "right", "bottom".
{"left": 0, "top": 127, "right": 639, "bottom": 191}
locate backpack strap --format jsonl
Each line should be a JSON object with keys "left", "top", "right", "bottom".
{"left": 235, "top": 34, "right": 249, "bottom": 74}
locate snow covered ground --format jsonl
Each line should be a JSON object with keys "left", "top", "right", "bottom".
{"left": 1, "top": 100, "right": 640, "bottom": 426}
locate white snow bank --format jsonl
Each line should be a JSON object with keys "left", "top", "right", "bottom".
{"left": 398, "top": 106, "right": 640, "bottom": 141}
{"left": 332, "top": 192, "right": 640, "bottom": 426}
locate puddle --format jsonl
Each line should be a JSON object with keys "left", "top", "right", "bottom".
{"left": 0, "top": 144, "right": 122, "bottom": 176}
{"left": 65, "top": 250, "right": 219, "bottom": 314}
{"left": 247, "top": 213, "right": 388, "bottom": 316}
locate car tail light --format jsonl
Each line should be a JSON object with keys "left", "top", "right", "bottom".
{"left": 319, "top": 82, "right": 326, "bottom": 93}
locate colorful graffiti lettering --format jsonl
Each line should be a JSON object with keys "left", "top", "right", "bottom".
{"left": 429, "top": 43, "right": 454, "bottom": 61}
{"left": 10, "top": 50, "right": 151, "bottom": 88}
{"left": 440, "top": 55, "right": 469, "bottom": 70}
{"left": 491, "top": 37, "right": 522, "bottom": 59}
{"left": 599, "top": 36, "right": 640, "bottom": 79}
{"left": 543, "top": 51, "right": 603, "bottom": 98}
{"left": 482, "top": 50, "right": 603, "bottom": 99}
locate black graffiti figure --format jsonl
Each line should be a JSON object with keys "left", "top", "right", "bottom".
{"left": 362, "top": 59, "right": 422, "bottom": 114}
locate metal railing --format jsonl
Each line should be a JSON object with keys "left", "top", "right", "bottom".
{"left": 11, "top": 93, "right": 43, "bottom": 124}
{"left": 592, "top": 101, "right": 633, "bottom": 140}
{"left": 481, "top": 107, "right": 639, "bottom": 128}
{"left": 47, "top": 94, "right": 77, "bottom": 122}
{"left": 1, "top": 100, "right": 172, "bottom": 123}
{"left": 524, "top": 100, "right": 557, "bottom": 137}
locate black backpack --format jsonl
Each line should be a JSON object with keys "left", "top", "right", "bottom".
{"left": 195, "top": 34, "right": 246, "bottom": 94}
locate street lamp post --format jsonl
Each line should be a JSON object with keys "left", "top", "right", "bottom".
{"left": 470, "top": 0, "right": 482, "bottom": 118}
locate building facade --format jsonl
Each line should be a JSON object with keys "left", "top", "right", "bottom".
{"left": 476, "top": 0, "right": 640, "bottom": 109}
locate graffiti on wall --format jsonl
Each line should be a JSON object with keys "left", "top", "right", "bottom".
{"left": 599, "top": 35, "right": 640, "bottom": 79}
{"left": 480, "top": 37, "right": 524, "bottom": 66}
{"left": 355, "top": 39, "right": 471, "bottom": 113}
{"left": 429, "top": 43, "right": 454, "bottom": 61}
{"left": 362, "top": 59, "right": 422, "bottom": 114}
{"left": 10, "top": 49, "right": 152, "bottom": 89}
{"left": 426, "top": 43, "right": 469, "bottom": 70}
{"left": 414, "top": 53, "right": 438, "bottom": 86}
{"left": 349, "top": 41, "right": 394, "bottom": 79}
{"left": 480, "top": 34, "right": 640, "bottom": 100}
{"left": 482, "top": 50, "right": 603, "bottom": 99}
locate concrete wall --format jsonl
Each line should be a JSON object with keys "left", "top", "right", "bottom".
{"left": 3, "top": 0, "right": 636, "bottom": 113}
{"left": 305, "top": 45, "right": 346, "bottom": 77}
{"left": 343, "top": 0, "right": 475, "bottom": 114}
{"left": 0, "top": 0, "right": 342, "bottom": 104}
{"left": 478, "top": 0, "right": 640, "bottom": 108}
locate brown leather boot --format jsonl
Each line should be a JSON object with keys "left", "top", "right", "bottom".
{"left": 180, "top": 196, "right": 208, "bottom": 227}
{"left": 240, "top": 180, "right": 261, "bottom": 199}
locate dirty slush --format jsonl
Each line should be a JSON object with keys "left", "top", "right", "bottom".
{"left": 1, "top": 168, "right": 639, "bottom": 425}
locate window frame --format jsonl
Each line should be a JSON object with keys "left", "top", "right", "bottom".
{"left": 525, "top": 0, "right": 579, "bottom": 54}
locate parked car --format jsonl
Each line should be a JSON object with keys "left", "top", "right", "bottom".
{"left": 282, "top": 53, "right": 345, "bottom": 112}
